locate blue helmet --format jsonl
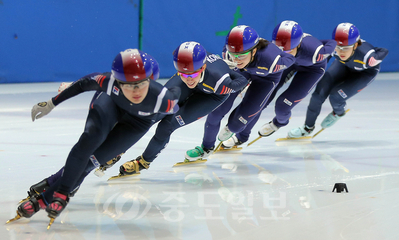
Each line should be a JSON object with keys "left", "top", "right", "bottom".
{"left": 226, "top": 25, "right": 260, "bottom": 54}
{"left": 111, "top": 49, "right": 153, "bottom": 83}
{"left": 332, "top": 23, "right": 360, "bottom": 46}
{"left": 173, "top": 41, "right": 207, "bottom": 73}
{"left": 272, "top": 20, "right": 303, "bottom": 51}
{"left": 147, "top": 54, "right": 160, "bottom": 81}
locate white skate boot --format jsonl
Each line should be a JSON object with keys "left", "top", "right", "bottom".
{"left": 218, "top": 125, "right": 234, "bottom": 141}
{"left": 321, "top": 111, "right": 345, "bottom": 128}
{"left": 221, "top": 135, "right": 244, "bottom": 149}
{"left": 288, "top": 125, "right": 315, "bottom": 138}
{"left": 258, "top": 121, "right": 279, "bottom": 137}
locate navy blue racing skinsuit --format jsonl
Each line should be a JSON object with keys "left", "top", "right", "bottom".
{"left": 40, "top": 72, "right": 180, "bottom": 203}
{"left": 202, "top": 41, "right": 296, "bottom": 149}
{"left": 140, "top": 53, "right": 249, "bottom": 162}
{"left": 304, "top": 40, "right": 389, "bottom": 127}
{"left": 235, "top": 34, "right": 337, "bottom": 142}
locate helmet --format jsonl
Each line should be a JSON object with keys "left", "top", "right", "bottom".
{"left": 173, "top": 41, "right": 207, "bottom": 73}
{"left": 332, "top": 23, "right": 360, "bottom": 46}
{"left": 111, "top": 49, "right": 153, "bottom": 83}
{"left": 272, "top": 20, "right": 303, "bottom": 51}
{"left": 147, "top": 54, "right": 160, "bottom": 81}
{"left": 226, "top": 25, "right": 260, "bottom": 54}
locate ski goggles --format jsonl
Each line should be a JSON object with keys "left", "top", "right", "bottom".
{"left": 335, "top": 45, "right": 354, "bottom": 52}
{"left": 228, "top": 51, "right": 251, "bottom": 60}
{"left": 119, "top": 79, "right": 149, "bottom": 90}
{"left": 178, "top": 67, "right": 205, "bottom": 78}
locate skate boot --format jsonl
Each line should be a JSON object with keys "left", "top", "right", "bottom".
{"left": 288, "top": 125, "right": 315, "bottom": 138}
{"left": 6, "top": 194, "right": 47, "bottom": 224}
{"left": 258, "top": 121, "right": 279, "bottom": 137}
{"left": 20, "top": 178, "right": 50, "bottom": 203}
{"left": 218, "top": 125, "right": 234, "bottom": 141}
{"left": 46, "top": 191, "right": 69, "bottom": 229}
{"left": 119, "top": 156, "right": 150, "bottom": 176}
{"left": 321, "top": 111, "right": 345, "bottom": 128}
{"left": 221, "top": 135, "right": 244, "bottom": 149}
{"left": 94, "top": 153, "right": 124, "bottom": 177}
{"left": 185, "top": 145, "right": 214, "bottom": 161}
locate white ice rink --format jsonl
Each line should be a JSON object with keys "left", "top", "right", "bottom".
{"left": 1, "top": 73, "right": 399, "bottom": 240}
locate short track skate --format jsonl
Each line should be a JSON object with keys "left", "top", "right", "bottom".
{"left": 213, "top": 141, "right": 243, "bottom": 152}
{"left": 312, "top": 109, "right": 351, "bottom": 138}
{"left": 279, "top": 109, "right": 351, "bottom": 141}
{"left": 173, "top": 158, "right": 207, "bottom": 167}
{"left": 275, "top": 136, "right": 312, "bottom": 141}
{"left": 108, "top": 172, "right": 141, "bottom": 181}
{"left": 6, "top": 212, "right": 23, "bottom": 224}
{"left": 214, "top": 145, "right": 243, "bottom": 152}
{"left": 247, "top": 136, "right": 262, "bottom": 146}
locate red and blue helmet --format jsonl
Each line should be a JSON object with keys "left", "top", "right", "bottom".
{"left": 332, "top": 23, "right": 360, "bottom": 46}
{"left": 226, "top": 25, "right": 260, "bottom": 54}
{"left": 111, "top": 49, "right": 153, "bottom": 83}
{"left": 173, "top": 41, "right": 207, "bottom": 73}
{"left": 272, "top": 20, "right": 303, "bottom": 51}
{"left": 147, "top": 54, "right": 160, "bottom": 81}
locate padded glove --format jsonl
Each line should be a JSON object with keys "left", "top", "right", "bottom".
{"left": 31, "top": 99, "right": 55, "bottom": 122}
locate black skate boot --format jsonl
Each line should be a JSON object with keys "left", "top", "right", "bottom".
{"left": 19, "top": 178, "right": 50, "bottom": 203}
{"left": 6, "top": 195, "right": 47, "bottom": 224}
{"left": 46, "top": 191, "right": 69, "bottom": 229}
{"left": 94, "top": 153, "right": 124, "bottom": 177}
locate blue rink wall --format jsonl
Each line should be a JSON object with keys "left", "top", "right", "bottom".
{"left": 0, "top": 0, "right": 398, "bottom": 83}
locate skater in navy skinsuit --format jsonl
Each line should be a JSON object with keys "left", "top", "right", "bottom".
{"left": 18, "top": 42, "right": 248, "bottom": 201}
{"left": 10, "top": 49, "right": 181, "bottom": 226}
{"left": 221, "top": 21, "right": 337, "bottom": 148}
{"left": 117, "top": 41, "right": 249, "bottom": 176}
{"left": 185, "top": 25, "right": 296, "bottom": 160}
{"left": 288, "top": 22, "right": 388, "bottom": 138}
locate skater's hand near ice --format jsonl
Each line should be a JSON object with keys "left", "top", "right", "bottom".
{"left": 31, "top": 99, "right": 55, "bottom": 122}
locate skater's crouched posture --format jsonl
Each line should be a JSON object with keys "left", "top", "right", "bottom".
{"left": 288, "top": 22, "right": 388, "bottom": 138}
{"left": 185, "top": 25, "right": 296, "bottom": 157}
{"left": 223, "top": 20, "right": 336, "bottom": 145}
{"left": 116, "top": 41, "right": 249, "bottom": 176}
{"left": 8, "top": 49, "right": 180, "bottom": 228}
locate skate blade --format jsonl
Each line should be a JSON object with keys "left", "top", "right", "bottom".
{"left": 213, "top": 141, "right": 223, "bottom": 153}
{"left": 214, "top": 146, "right": 243, "bottom": 153}
{"left": 47, "top": 217, "right": 55, "bottom": 230}
{"left": 275, "top": 139, "right": 312, "bottom": 147}
{"left": 312, "top": 109, "right": 350, "bottom": 139}
{"left": 247, "top": 136, "right": 262, "bottom": 146}
{"left": 275, "top": 136, "right": 312, "bottom": 141}
{"left": 6, "top": 211, "right": 22, "bottom": 224}
{"left": 18, "top": 196, "right": 30, "bottom": 204}
{"left": 107, "top": 172, "right": 140, "bottom": 181}
{"left": 173, "top": 159, "right": 207, "bottom": 167}
{"left": 311, "top": 129, "right": 324, "bottom": 138}
{"left": 172, "top": 164, "right": 207, "bottom": 173}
